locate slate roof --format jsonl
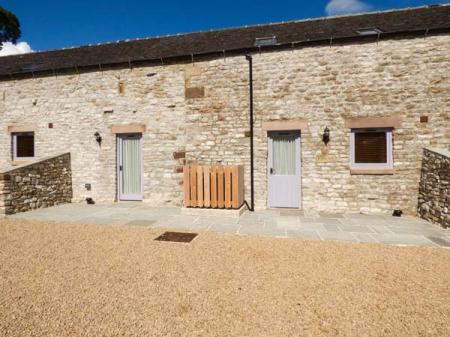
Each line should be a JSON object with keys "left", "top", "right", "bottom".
{"left": 0, "top": 4, "right": 449, "bottom": 77}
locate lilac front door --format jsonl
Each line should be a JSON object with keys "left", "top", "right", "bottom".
{"left": 268, "top": 131, "right": 301, "bottom": 208}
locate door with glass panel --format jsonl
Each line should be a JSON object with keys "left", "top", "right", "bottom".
{"left": 268, "top": 131, "right": 301, "bottom": 208}
{"left": 118, "top": 134, "right": 143, "bottom": 201}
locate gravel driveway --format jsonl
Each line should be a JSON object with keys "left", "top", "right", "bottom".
{"left": 1, "top": 219, "right": 449, "bottom": 337}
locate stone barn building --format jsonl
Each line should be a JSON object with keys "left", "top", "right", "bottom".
{"left": 0, "top": 5, "right": 449, "bottom": 215}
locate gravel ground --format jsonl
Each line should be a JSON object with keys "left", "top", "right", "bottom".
{"left": 1, "top": 219, "right": 449, "bottom": 337}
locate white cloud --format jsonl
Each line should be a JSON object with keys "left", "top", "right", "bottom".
{"left": 325, "top": 0, "right": 372, "bottom": 16}
{"left": 0, "top": 41, "right": 33, "bottom": 57}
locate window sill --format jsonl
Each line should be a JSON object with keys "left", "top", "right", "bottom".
{"left": 350, "top": 168, "right": 394, "bottom": 175}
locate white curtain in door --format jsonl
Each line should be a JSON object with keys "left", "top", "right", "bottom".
{"left": 122, "top": 137, "right": 141, "bottom": 195}
{"left": 273, "top": 134, "right": 296, "bottom": 175}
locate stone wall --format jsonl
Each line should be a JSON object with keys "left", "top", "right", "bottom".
{"left": 0, "top": 153, "right": 72, "bottom": 215}
{"left": 418, "top": 148, "right": 449, "bottom": 228}
{"left": 184, "top": 34, "right": 450, "bottom": 213}
{"left": 0, "top": 33, "right": 449, "bottom": 214}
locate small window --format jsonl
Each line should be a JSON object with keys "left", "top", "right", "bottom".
{"left": 350, "top": 128, "right": 393, "bottom": 170}
{"left": 12, "top": 132, "right": 35, "bottom": 160}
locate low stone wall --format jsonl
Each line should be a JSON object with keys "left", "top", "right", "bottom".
{"left": 418, "top": 148, "right": 450, "bottom": 228}
{"left": 0, "top": 153, "right": 72, "bottom": 216}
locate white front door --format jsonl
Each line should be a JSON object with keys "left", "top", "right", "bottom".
{"left": 268, "top": 131, "right": 301, "bottom": 208}
{"left": 118, "top": 134, "right": 143, "bottom": 201}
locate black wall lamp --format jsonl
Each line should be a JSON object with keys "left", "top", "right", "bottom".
{"left": 94, "top": 132, "right": 102, "bottom": 145}
{"left": 322, "top": 127, "right": 330, "bottom": 145}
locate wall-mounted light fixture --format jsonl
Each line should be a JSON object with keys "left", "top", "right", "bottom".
{"left": 94, "top": 132, "right": 102, "bottom": 145}
{"left": 322, "top": 127, "right": 330, "bottom": 145}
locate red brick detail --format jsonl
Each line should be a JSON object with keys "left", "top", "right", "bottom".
{"left": 185, "top": 87, "right": 205, "bottom": 99}
{"left": 173, "top": 151, "right": 186, "bottom": 159}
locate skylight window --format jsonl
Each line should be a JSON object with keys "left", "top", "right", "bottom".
{"left": 355, "top": 28, "right": 383, "bottom": 36}
{"left": 20, "top": 63, "right": 44, "bottom": 72}
{"left": 254, "top": 36, "right": 277, "bottom": 47}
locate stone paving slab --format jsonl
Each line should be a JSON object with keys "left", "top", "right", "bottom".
{"left": 209, "top": 223, "right": 240, "bottom": 234}
{"left": 338, "top": 224, "right": 376, "bottom": 233}
{"left": 318, "top": 231, "right": 358, "bottom": 242}
{"left": 323, "top": 224, "right": 340, "bottom": 232}
{"left": 286, "top": 229, "right": 321, "bottom": 240}
{"left": 369, "top": 225, "right": 394, "bottom": 234}
{"left": 371, "top": 233, "right": 435, "bottom": 246}
{"left": 7, "top": 203, "right": 450, "bottom": 247}
{"left": 352, "top": 233, "right": 379, "bottom": 243}
{"left": 125, "top": 220, "right": 156, "bottom": 227}
{"left": 427, "top": 237, "right": 450, "bottom": 247}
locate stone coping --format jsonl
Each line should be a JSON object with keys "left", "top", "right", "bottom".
{"left": 425, "top": 147, "right": 450, "bottom": 158}
{"left": 0, "top": 153, "right": 71, "bottom": 176}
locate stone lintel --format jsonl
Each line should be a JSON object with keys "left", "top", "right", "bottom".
{"left": 111, "top": 124, "right": 146, "bottom": 134}
{"left": 344, "top": 115, "right": 402, "bottom": 129}
{"left": 7, "top": 124, "right": 38, "bottom": 133}
{"left": 262, "top": 119, "right": 308, "bottom": 131}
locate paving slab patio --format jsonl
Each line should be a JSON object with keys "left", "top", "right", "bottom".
{"left": 8, "top": 203, "right": 450, "bottom": 247}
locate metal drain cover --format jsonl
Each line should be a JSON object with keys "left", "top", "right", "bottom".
{"left": 155, "top": 231, "right": 198, "bottom": 243}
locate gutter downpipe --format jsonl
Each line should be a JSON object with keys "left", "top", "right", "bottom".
{"left": 245, "top": 55, "right": 255, "bottom": 212}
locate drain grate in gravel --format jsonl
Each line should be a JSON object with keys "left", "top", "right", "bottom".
{"left": 155, "top": 231, "right": 198, "bottom": 243}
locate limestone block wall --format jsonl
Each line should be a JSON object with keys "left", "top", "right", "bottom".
{"left": 418, "top": 148, "right": 450, "bottom": 228}
{"left": 0, "top": 33, "right": 449, "bottom": 213}
{"left": 0, "top": 153, "right": 72, "bottom": 215}
{"left": 185, "top": 35, "right": 450, "bottom": 213}
{"left": 0, "top": 65, "right": 187, "bottom": 206}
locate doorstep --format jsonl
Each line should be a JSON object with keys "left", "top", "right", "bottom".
{"left": 181, "top": 204, "right": 247, "bottom": 218}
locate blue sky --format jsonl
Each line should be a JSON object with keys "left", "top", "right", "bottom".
{"left": 1, "top": 0, "right": 445, "bottom": 52}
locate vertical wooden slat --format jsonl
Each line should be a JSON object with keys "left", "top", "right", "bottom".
{"left": 203, "top": 166, "right": 211, "bottom": 207}
{"left": 183, "top": 165, "right": 190, "bottom": 207}
{"left": 217, "top": 166, "right": 224, "bottom": 208}
{"left": 183, "top": 164, "right": 244, "bottom": 210}
{"left": 224, "top": 166, "right": 232, "bottom": 208}
{"left": 238, "top": 165, "right": 245, "bottom": 207}
{"left": 210, "top": 166, "right": 218, "bottom": 208}
{"left": 231, "top": 166, "right": 239, "bottom": 209}
{"left": 190, "top": 165, "right": 197, "bottom": 207}
{"left": 197, "top": 166, "right": 204, "bottom": 207}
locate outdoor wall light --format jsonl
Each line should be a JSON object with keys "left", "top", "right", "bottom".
{"left": 322, "top": 127, "right": 330, "bottom": 145}
{"left": 94, "top": 132, "right": 102, "bottom": 145}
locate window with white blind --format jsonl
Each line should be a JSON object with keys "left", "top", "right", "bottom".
{"left": 350, "top": 128, "right": 393, "bottom": 170}
{"left": 12, "top": 132, "right": 35, "bottom": 160}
